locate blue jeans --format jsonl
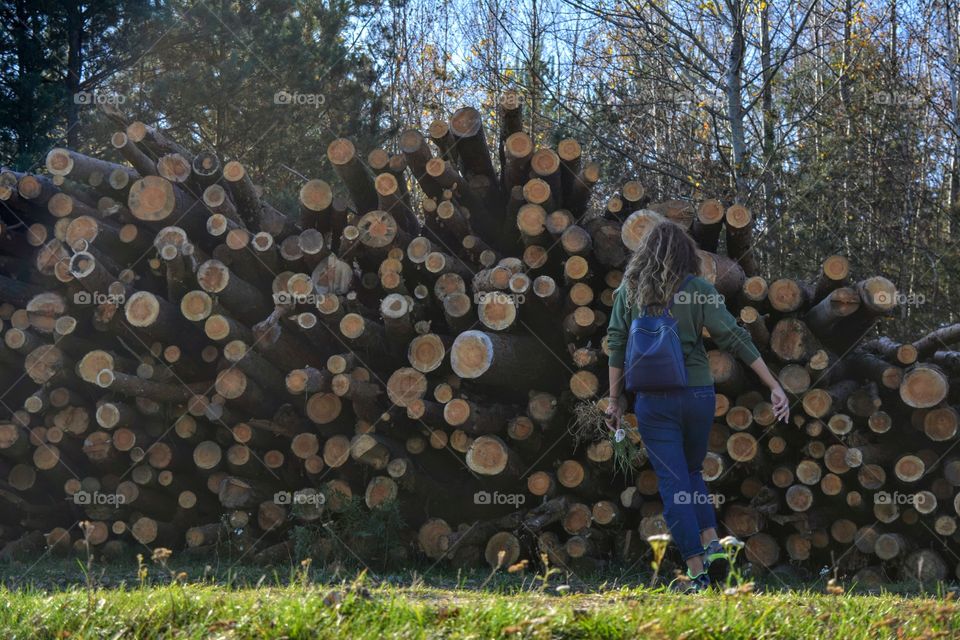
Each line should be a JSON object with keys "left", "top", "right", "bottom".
{"left": 634, "top": 385, "right": 718, "bottom": 560}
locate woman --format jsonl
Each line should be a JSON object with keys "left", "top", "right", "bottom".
{"left": 605, "top": 220, "right": 789, "bottom": 591}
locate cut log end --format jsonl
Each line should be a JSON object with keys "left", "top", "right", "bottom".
{"left": 408, "top": 334, "right": 446, "bottom": 373}
{"left": 465, "top": 436, "right": 513, "bottom": 476}
{"left": 900, "top": 365, "right": 949, "bottom": 408}
{"left": 527, "top": 471, "right": 555, "bottom": 496}
{"left": 418, "top": 519, "right": 452, "bottom": 560}
{"left": 386, "top": 367, "right": 427, "bottom": 407}
{"left": 365, "top": 476, "right": 398, "bottom": 509}
{"left": 725, "top": 204, "right": 752, "bottom": 229}
{"left": 124, "top": 291, "right": 162, "bottom": 327}
{"left": 300, "top": 179, "right": 333, "bottom": 212}
{"left": 484, "top": 531, "right": 521, "bottom": 569}
{"left": 450, "top": 331, "right": 493, "bottom": 379}
{"left": 894, "top": 455, "right": 925, "bottom": 483}
{"left": 697, "top": 199, "right": 724, "bottom": 225}
{"left": 822, "top": 255, "right": 850, "bottom": 282}
{"left": 306, "top": 393, "right": 342, "bottom": 425}
{"left": 128, "top": 176, "right": 176, "bottom": 222}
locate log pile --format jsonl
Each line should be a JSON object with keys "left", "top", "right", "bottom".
{"left": 0, "top": 97, "right": 959, "bottom": 585}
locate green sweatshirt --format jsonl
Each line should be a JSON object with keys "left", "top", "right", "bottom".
{"left": 606, "top": 276, "right": 761, "bottom": 387}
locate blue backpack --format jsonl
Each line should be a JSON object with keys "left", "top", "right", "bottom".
{"left": 623, "top": 275, "right": 694, "bottom": 392}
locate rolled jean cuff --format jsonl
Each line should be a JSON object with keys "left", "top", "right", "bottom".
{"left": 682, "top": 547, "right": 705, "bottom": 561}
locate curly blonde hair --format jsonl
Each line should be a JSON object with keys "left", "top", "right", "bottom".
{"left": 622, "top": 219, "right": 700, "bottom": 314}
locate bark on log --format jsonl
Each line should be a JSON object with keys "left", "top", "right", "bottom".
{"left": 450, "top": 330, "right": 560, "bottom": 389}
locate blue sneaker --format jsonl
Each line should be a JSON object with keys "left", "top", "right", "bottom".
{"left": 704, "top": 539, "right": 732, "bottom": 584}
{"left": 671, "top": 569, "right": 711, "bottom": 593}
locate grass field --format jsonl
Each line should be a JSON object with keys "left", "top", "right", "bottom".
{"left": 1, "top": 558, "right": 958, "bottom": 638}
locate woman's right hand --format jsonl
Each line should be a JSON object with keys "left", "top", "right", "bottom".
{"left": 605, "top": 395, "right": 627, "bottom": 431}
{"left": 748, "top": 358, "right": 791, "bottom": 423}
{"left": 771, "top": 384, "right": 790, "bottom": 423}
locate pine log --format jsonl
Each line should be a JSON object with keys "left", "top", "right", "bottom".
{"left": 450, "top": 330, "right": 559, "bottom": 389}
{"left": 724, "top": 204, "right": 757, "bottom": 276}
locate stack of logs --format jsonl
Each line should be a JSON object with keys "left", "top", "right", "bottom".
{"left": 1, "top": 97, "right": 959, "bottom": 586}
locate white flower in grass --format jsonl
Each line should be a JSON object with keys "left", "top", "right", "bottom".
{"left": 719, "top": 535, "right": 745, "bottom": 561}
{"left": 719, "top": 535, "right": 744, "bottom": 551}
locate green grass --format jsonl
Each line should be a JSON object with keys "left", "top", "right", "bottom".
{"left": 1, "top": 558, "right": 959, "bottom": 638}
{"left": 2, "top": 580, "right": 959, "bottom": 639}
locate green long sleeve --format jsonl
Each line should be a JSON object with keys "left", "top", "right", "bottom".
{"left": 605, "top": 285, "right": 631, "bottom": 369}
{"left": 699, "top": 281, "right": 762, "bottom": 366}
{"left": 605, "top": 277, "right": 761, "bottom": 386}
